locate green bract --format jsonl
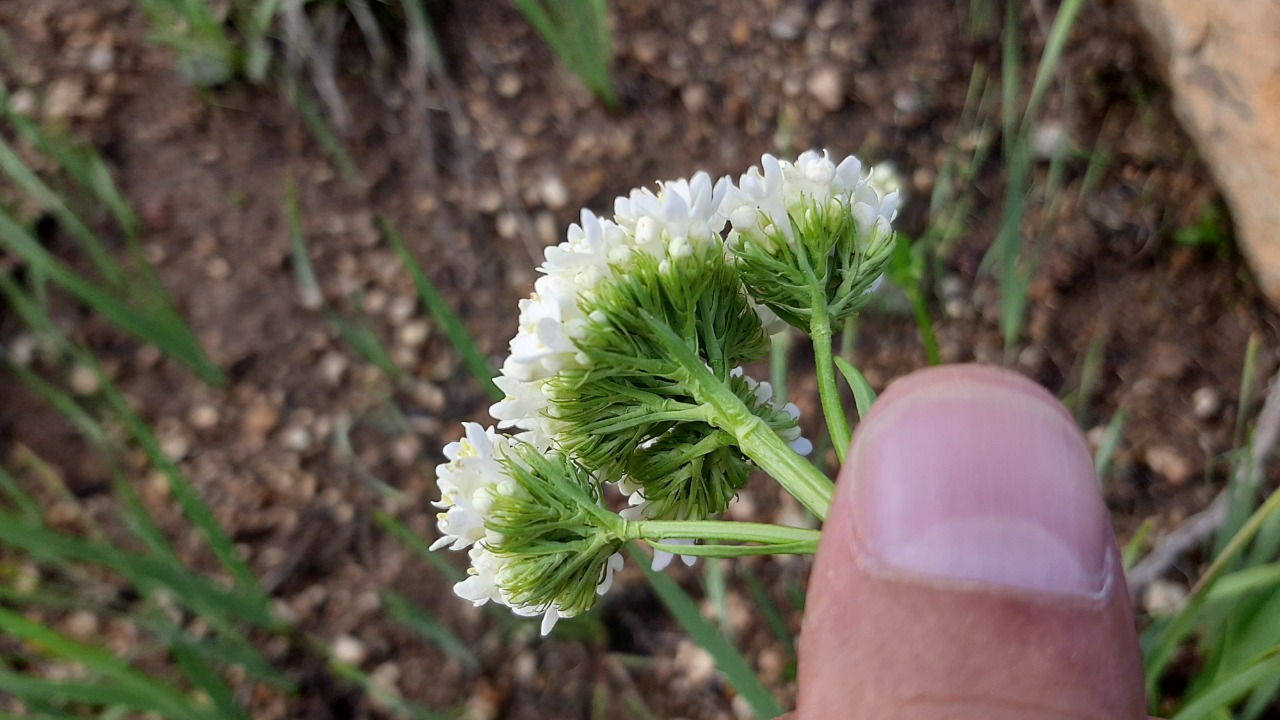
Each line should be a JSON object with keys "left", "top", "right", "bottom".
{"left": 732, "top": 196, "right": 895, "bottom": 329}
{"left": 483, "top": 444, "right": 625, "bottom": 621}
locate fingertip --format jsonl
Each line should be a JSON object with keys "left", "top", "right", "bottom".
{"left": 796, "top": 364, "right": 1145, "bottom": 719}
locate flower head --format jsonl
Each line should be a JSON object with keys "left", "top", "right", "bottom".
{"left": 433, "top": 426, "right": 626, "bottom": 635}
{"left": 723, "top": 150, "right": 899, "bottom": 328}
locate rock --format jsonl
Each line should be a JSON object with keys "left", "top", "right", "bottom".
{"left": 331, "top": 635, "right": 367, "bottom": 665}
{"left": 537, "top": 175, "right": 570, "bottom": 210}
{"left": 806, "top": 65, "right": 845, "bottom": 111}
{"left": 189, "top": 403, "right": 220, "bottom": 430}
{"left": 1143, "top": 578, "right": 1188, "bottom": 615}
{"left": 68, "top": 364, "right": 99, "bottom": 395}
{"left": 769, "top": 5, "right": 807, "bottom": 40}
{"left": 729, "top": 18, "right": 751, "bottom": 47}
{"left": 1145, "top": 444, "right": 1192, "bottom": 486}
{"left": 1132, "top": 0, "right": 1280, "bottom": 306}
{"left": 43, "top": 77, "right": 84, "bottom": 120}
{"left": 495, "top": 72, "right": 522, "bottom": 98}
{"left": 1192, "top": 386, "right": 1221, "bottom": 419}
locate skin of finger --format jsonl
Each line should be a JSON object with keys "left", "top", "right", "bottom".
{"left": 790, "top": 365, "right": 1148, "bottom": 720}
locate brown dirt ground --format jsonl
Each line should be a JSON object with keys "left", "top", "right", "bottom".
{"left": 2, "top": 0, "right": 1278, "bottom": 718}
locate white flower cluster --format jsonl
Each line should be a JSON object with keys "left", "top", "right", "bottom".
{"left": 431, "top": 422, "right": 625, "bottom": 635}
{"left": 490, "top": 172, "right": 730, "bottom": 450}
{"left": 722, "top": 150, "right": 900, "bottom": 249}
{"left": 433, "top": 150, "right": 898, "bottom": 632}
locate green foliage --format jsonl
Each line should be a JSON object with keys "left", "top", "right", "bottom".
{"left": 629, "top": 545, "right": 784, "bottom": 719}
{"left": 135, "top": 0, "right": 278, "bottom": 86}
{"left": 513, "top": 0, "right": 618, "bottom": 107}
{"left": 1176, "top": 200, "right": 1230, "bottom": 250}
{"left": 985, "top": 0, "right": 1083, "bottom": 353}
{"left": 0, "top": 87, "right": 224, "bottom": 384}
{"left": 1142, "top": 337, "right": 1280, "bottom": 718}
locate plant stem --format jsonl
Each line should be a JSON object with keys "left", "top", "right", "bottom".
{"left": 642, "top": 313, "right": 834, "bottom": 519}
{"left": 809, "top": 302, "right": 851, "bottom": 462}
{"left": 908, "top": 287, "right": 941, "bottom": 365}
{"left": 633, "top": 520, "right": 820, "bottom": 546}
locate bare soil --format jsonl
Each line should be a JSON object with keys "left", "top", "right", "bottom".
{"left": 2, "top": 0, "right": 1277, "bottom": 718}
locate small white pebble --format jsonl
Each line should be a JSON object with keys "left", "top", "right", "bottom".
{"left": 331, "top": 635, "right": 367, "bottom": 665}
{"left": 1192, "top": 386, "right": 1221, "bottom": 419}
{"left": 69, "top": 364, "right": 99, "bottom": 395}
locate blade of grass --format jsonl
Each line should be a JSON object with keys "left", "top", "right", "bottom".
{"left": 0, "top": 209, "right": 224, "bottom": 384}
{"left": 1145, "top": 488, "right": 1280, "bottom": 702}
{"left": 1122, "top": 517, "right": 1153, "bottom": 571}
{"left": 381, "top": 591, "right": 478, "bottom": 670}
{"left": 1170, "top": 645, "right": 1280, "bottom": 720}
{"left": 629, "top": 544, "right": 783, "bottom": 718}
{"left": 739, "top": 565, "right": 796, "bottom": 664}
{"left": 373, "top": 510, "right": 464, "bottom": 582}
{"left": 377, "top": 215, "right": 499, "bottom": 399}
{"left": 0, "top": 463, "right": 42, "bottom": 526}
{"left": 704, "top": 558, "right": 733, "bottom": 641}
{"left": 1094, "top": 409, "right": 1127, "bottom": 486}
{"left": 0, "top": 607, "right": 214, "bottom": 720}
{"left": 0, "top": 507, "right": 273, "bottom": 624}
{"left": 171, "top": 643, "right": 251, "bottom": 720}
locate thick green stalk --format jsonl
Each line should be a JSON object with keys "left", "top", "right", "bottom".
{"left": 809, "top": 299, "right": 851, "bottom": 462}
{"left": 643, "top": 313, "right": 834, "bottom": 519}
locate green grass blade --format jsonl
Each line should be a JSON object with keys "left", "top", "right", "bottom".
{"left": 1170, "top": 646, "right": 1280, "bottom": 720}
{"left": 1204, "top": 564, "right": 1280, "bottom": 606}
{"left": 704, "top": 558, "right": 733, "bottom": 641}
{"left": 377, "top": 215, "right": 500, "bottom": 399}
{"left": 381, "top": 591, "right": 479, "bottom": 670}
{"left": 92, "top": 362, "right": 266, "bottom": 600}
{"left": 373, "top": 510, "right": 464, "bottom": 582}
{"left": 137, "top": 613, "right": 292, "bottom": 690}
{"left": 0, "top": 135, "right": 121, "bottom": 284}
{"left": 171, "top": 643, "right": 251, "bottom": 720}
{"left": 629, "top": 544, "right": 783, "bottom": 718}
{"left": 292, "top": 90, "right": 366, "bottom": 189}
{"left": 739, "top": 565, "right": 796, "bottom": 664}
{"left": 1023, "top": 0, "right": 1086, "bottom": 129}
{"left": 0, "top": 209, "right": 224, "bottom": 384}
{"left": 0, "top": 608, "right": 213, "bottom": 720}
{"left": 0, "top": 463, "right": 42, "bottom": 525}
{"left": 326, "top": 307, "right": 404, "bottom": 379}
{"left": 0, "top": 672, "right": 205, "bottom": 719}
{"left": 0, "top": 516, "right": 274, "bottom": 630}
{"left": 1146, "top": 488, "right": 1280, "bottom": 702}
{"left": 1094, "top": 409, "right": 1127, "bottom": 485}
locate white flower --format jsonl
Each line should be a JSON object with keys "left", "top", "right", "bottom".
{"left": 489, "top": 372, "right": 559, "bottom": 450}
{"left": 732, "top": 368, "right": 812, "bottom": 456}
{"left": 722, "top": 150, "right": 899, "bottom": 247}
{"left": 613, "top": 171, "right": 731, "bottom": 258}
{"left": 493, "top": 175, "right": 736, "bottom": 436}
{"left": 430, "top": 423, "right": 513, "bottom": 551}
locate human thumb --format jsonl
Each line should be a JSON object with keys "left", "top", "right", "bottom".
{"left": 792, "top": 364, "right": 1147, "bottom": 719}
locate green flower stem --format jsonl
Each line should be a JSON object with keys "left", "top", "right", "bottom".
{"left": 809, "top": 299, "right": 851, "bottom": 463}
{"left": 632, "top": 520, "right": 820, "bottom": 546}
{"left": 648, "top": 539, "right": 818, "bottom": 558}
{"left": 642, "top": 311, "right": 834, "bottom": 519}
